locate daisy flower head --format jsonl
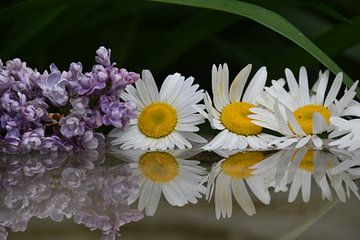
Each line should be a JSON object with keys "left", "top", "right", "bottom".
{"left": 111, "top": 149, "right": 207, "bottom": 216}
{"left": 252, "top": 148, "right": 360, "bottom": 203}
{"left": 200, "top": 63, "right": 274, "bottom": 150}
{"left": 109, "top": 70, "right": 207, "bottom": 150}
{"left": 251, "top": 67, "right": 359, "bottom": 149}
{"left": 206, "top": 150, "right": 271, "bottom": 218}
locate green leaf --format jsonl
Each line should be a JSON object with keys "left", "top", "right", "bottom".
{"left": 150, "top": 0, "right": 358, "bottom": 97}
{"left": 270, "top": 15, "right": 360, "bottom": 75}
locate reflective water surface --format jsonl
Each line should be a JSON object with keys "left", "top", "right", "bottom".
{"left": 1, "top": 147, "right": 360, "bottom": 240}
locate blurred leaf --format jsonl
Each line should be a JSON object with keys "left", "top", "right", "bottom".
{"left": 142, "top": 11, "right": 239, "bottom": 71}
{"left": 150, "top": 0, "right": 358, "bottom": 96}
{"left": 271, "top": 15, "right": 360, "bottom": 73}
{"left": 2, "top": 4, "right": 68, "bottom": 56}
{"left": 305, "top": 0, "right": 351, "bottom": 23}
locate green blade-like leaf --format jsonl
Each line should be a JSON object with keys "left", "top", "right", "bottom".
{"left": 150, "top": 0, "right": 358, "bottom": 97}
{"left": 271, "top": 15, "right": 360, "bottom": 71}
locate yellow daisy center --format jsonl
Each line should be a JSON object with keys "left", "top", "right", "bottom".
{"left": 221, "top": 152, "right": 266, "bottom": 179}
{"left": 139, "top": 151, "right": 179, "bottom": 182}
{"left": 220, "top": 102, "right": 263, "bottom": 136}
{"left": 138, "top": 102, "right": 177, "bottom": 138}
{"left": 293, "top": 105, "right": 330, "bottom": 135}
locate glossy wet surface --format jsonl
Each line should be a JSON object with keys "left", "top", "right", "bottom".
{"left": 1, "top": 147, "right": 359, "bottom": 240}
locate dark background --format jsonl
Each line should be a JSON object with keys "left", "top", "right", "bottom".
{"left": 0, "top": 0, "right": 359, "bottom": 92}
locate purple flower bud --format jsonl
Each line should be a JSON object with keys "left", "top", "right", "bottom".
{"left": 6, "top": 58, "right": 24, "bottom": 72}
{"left": 85, "top": 109, "right": 103, "bottom": 129}
{"left": 120, "top": 68, "right": 139, "bottom": 85}
{"left": 2, "top": 135, "right": 21, "bottom": 154}
{"left": 0, "top": 69, "right": 11, "bottom": 94}
{"left": 75, "top": 73, "right": 106, "bottom": 96}
{"left": 59, "top": 115, "right": 85, "bottom": 138}
{"left": 95, "top": 46, "right": 111, "bottom": 66}
{"left": 99, "top": 95, "right": 117, "bottom": 113}
{"left": 109, "top": 68, "right": 139, "bottom": 97}
{"left": 80, "top": 130, "right": 104, "bottom": 150}
{"left": 22, "top": 99, "right": 48, "bottom": 123}
{"left": 70, "top": 97, "right": 89, "bottom": 115}
{"left": 1, "top": 92, "right": 26, "bottom": 118}
{"left": 21, "top": 128, "right": 44, "bottom": 152}
{"left": 65, "top": 62, "right": 83, "bottom": 86}
{"left": 103, "top": 101, "right": 136, "bottom": 129}
{"left": 0, "top": 114, "right": 19, "bottom": 132}
{"left": 38, "top": 69, "right": 69, "bottom": 106}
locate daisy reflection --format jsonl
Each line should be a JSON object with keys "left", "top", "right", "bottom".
{"left": 252, "top": 148, "right": 360, "bottom": 203}
{"left": 112, "top": 149, "right": 207, "bottom": 216}
{"left": 206, "top": 151, "right": 271, "bottom": 218}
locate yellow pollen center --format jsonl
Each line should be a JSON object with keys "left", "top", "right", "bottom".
{"left": 220, "top": 102, "right": 263, "bottom": 136}
{"left": 138, "top": 103, "right": 177, "bottom": 138}
{"left": 139, "top": 151, "right": 179, "bottom": 182}
{"left": 221, "top": 152, "right": 266, "bottom": 179}
{"left": 293, "top": 105, "right": 330, "bottom": 135}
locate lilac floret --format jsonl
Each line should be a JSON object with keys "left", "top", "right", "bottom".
{"left": 103, "top": 101, "right": 136, "bottom": 129}
{"left": 2, "top": 135, "right": 21, "bottom": 154}
{"left": 38, "top": 67, "right": 69, "bottom": 106}
{"left": 95, "top": 46, "right": 111, "bottom": 67}
{"left": 59, "top": 115, "right": 85, "bottom": 138}
{"left": 21, "top": 128, "right": 44, "bottom": 152}
{"left": 110, "top": 68, "right": 140, "bottom": 96}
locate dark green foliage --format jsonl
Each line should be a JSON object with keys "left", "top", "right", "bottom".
{"left": 0, "top": 0, "right": 359, "bottom": 95}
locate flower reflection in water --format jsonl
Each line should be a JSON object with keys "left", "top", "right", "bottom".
{"left": 206, "top": 151, "right": 271, "bottom": 218}
{"left": 0, "top": 151, "right": 143, "bottom": 240}
{"left": 252, "top": 148, "right": 360, "bottom": 203}
{"left": 111, "top": 149, "right": 207, "bottom": 216}
{"left": 0, "top": 146, "right": 360, "bottom": 239}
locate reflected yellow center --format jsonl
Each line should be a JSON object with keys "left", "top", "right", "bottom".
{"left": 297, "top": 150, "right": 331, "bottom": 172}
{"left": 298, "top": 150, "right": 315, "bottom": 172}
{"left": 221, "top": 152, "right": 266, "bottom": 179}
{"left": 138, "top": 103, "right": 177, "bottom": 138}
{"left": 293, "top": 105, "right": 330, "bottom": 135}
{"left": 139, "top": 151, "right": 179, "bottom": 182}
{"left": 220, "top": 102, "right": 262, "bottom": 136}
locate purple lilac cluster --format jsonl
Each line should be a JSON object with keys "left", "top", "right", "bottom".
{"left": 0, "top": 47, "right": 139, "bottom": 154}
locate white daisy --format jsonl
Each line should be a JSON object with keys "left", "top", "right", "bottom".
{"left": 206, "top": 151, "right": 271, "bottom": 218}
{"left": 111, "top": 149, "right": 207, "bottom": 216}
{"left": 252, "top": 148, "right": 360, "bottom": 203}
{"left": 198, "top": 63, "right": 275, "bottom": 150}
{"left": 250, "top": 67, "right": 359, "bottom": 149}
{"left": 109, "top": 70, "right": 207, "bottom": 150}
{"left": 329, "top": 117, "right": 360, "bottom": 151}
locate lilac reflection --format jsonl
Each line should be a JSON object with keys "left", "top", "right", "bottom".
{"left": 0, "top": 151, "right": 143, "bottom": 239}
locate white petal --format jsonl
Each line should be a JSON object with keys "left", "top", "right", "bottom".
{"left": 229, "top": 64, "right": 252, "bottom": 103}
